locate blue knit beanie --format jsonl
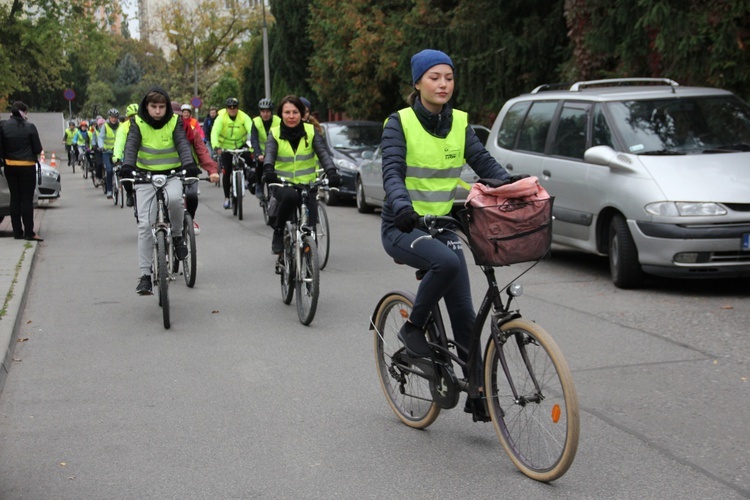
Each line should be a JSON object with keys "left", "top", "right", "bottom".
{"left": 410, "top": 49, "right": 454, "bottom": 85}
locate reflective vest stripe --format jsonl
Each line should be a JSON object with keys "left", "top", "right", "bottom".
{"left": 399, "top": 107, "right": 467, "bottom": 216}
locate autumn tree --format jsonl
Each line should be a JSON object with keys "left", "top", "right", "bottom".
{"left": 156, "top": 0, "right": 264, "bottom": 105}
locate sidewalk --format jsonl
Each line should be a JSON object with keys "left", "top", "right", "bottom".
{"left": 0, "top": 212, "right": 42, "bottom": 395}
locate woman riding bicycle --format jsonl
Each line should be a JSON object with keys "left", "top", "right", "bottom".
{"left": 381, "top": 49, "right": 511, "bottom": 418}
{"left": 262, "top": 95, "right": 341, "bottom": 254}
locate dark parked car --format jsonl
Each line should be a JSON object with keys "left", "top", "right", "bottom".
{"left": 318, "top": 120, "right": 382, "bottom": 205}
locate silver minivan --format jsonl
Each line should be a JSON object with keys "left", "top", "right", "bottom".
{"left": 487, "top": 78, "right": 750, "bottom": 288}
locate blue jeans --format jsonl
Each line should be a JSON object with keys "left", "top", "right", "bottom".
{"left": 381, "top": 220, "right": 478, "bottom": 375}
{"left": 102, "top": 150, "right": 114, "bottom": 193}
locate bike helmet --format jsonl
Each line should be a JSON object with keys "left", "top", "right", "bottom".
{"left": 258, "top": 98, "right": 273, "bottom": 110}
{"left": 108, "top": 108, "right": 120, "bottom": 118}
{"left": 126, "top": 103, "right": 139, "bottom": 117}
{"left": 300, "top": 97, "right": 311, "bottom": 110}
{"left": 225, "top": 97, "right": 239, "bottom": 108}
{"left": 79, "top": 120, "right": 88, "bottom": 127}
{"left": 68, "top": 120, "right": 75, "bottom": 126}
{"left": 181, "top": 103, "right": 192, "bottom": 112}
{"left": 97, "top": 117, "right": 105, "bottom": 126}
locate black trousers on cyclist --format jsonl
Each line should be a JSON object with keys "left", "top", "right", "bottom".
{"left": 66, "top": 144, "right": 77, "bottom": 165}
{"left": 220, "top": 150, "right": 253, "bottom": 199}
{"left": 381, "top": 221, "right": 481, "bottom": 381}
{"left": 184, "top": 181, "right": 199, "bottom": 219}
{"left": 272, "top": 186, "right": 318, "bottom": 231}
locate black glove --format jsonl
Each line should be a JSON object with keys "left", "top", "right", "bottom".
{"left": 394, "top": 208, "right": 419, "bottom": 233}
{"left": 325, "top": 169, "right": 341, "bottom": 188}
{"left": 509, "top": 174, "right": 530, "bottom": 183}
{"left": 121, "top": 165, "right": 135, "bottom": 179}
{"left": 263, "top": 167, "right": 279, "bottom": 184}
{"left": 185, "top": 165, "right": 201, "bottom": 178}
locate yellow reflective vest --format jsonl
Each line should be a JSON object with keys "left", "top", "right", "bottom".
{"left": 134, "top": 116, "right": 181, "bottom": 171}
{"left": 399, "top": 107, "right": 467, "bottom": 216}
{"left": 271, "top": 122, "right": 317, "bottom": 184}
{"left": 252, "top": 115, "right": 280, "bottom": 154}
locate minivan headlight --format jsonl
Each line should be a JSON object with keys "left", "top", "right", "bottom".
{"left": 645, "top": 202, "right": 727, "bottom": 216}
{"left": 335, "top": 158, "right": 358, "bottom": 172}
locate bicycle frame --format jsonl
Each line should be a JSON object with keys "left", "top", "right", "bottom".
{"left": 371, "top": 216, "right": 538, "bottom": 404}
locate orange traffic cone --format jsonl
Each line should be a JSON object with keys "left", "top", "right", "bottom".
{"left": 50, "top": 153, "right": 57, "bottom": 167}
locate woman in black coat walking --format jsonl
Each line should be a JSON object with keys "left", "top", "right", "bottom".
{"left": 0, "top": 101, "right": 44, "bottom": 240}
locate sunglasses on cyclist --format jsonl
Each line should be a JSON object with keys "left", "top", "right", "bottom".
{"left": 227, "top": 105, "right": 238, "bottom": 109}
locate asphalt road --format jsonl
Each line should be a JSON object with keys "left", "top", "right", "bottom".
{"left": 1, "top": 166, "right": 748, "bottom": 499}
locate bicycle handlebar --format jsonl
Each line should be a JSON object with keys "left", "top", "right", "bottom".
{"left": 410, "top": 215, "right": 462, "bottom": 249}
{"left": 268, "top": 176, "right": 335, "bottom": 191}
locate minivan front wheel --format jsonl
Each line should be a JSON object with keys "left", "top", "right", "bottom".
{"left": 609, "top": 215, "right": 644, "bottom": 289}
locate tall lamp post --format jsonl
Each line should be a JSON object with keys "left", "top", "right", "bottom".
{"left": 261, "top": 1, "right": 271, "bottom": 99}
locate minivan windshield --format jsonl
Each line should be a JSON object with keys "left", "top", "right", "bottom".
{"left": 605, "top": 95, "right": 750, "bottom": 154}
{"left": 324, "top": 123, "right": 381, "bottom": 151}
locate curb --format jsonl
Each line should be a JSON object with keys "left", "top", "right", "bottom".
{"left": 0, "top": 241, "right": 39, "bottom": 395}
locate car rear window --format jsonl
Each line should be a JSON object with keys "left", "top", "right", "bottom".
{"left": 516, "top": 101, "right": 557, "bottom": 153}
{"left": 496, "top": 101, "right": 530, "bottom": 149}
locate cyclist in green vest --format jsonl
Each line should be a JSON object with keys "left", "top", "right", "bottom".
{"left": 262, "top": 95, "right": 341, "bottom": 254}
{"left": 62, "top": 120, "right": 77, "bottom": 167}
{"left": 250, "top": 98, "right": 281, "bottom": 200}
{"left": 100, "top": 108, "right": 120, "bottom": 198}
{"left": 121, "top": 86, "right": 198, "bottom": 295}
{"left": 211, "top": 97, "right": 254, "bottom": 209}
{"left": 113, "top": 103, "right": 139, "bottom": 207}
{"left": 380, "top": 50, "right": 513, "bottom": 420}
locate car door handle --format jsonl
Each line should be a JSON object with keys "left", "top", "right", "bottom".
{"left": 505, "top": 163, "right": 514, "bottom": 171}
{"left": 542, "top": 169, "right": 551, "bottom": 178}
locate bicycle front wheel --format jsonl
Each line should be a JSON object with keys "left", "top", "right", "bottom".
{"left": 82, "top": 158, "right": 88, "bottom": 179}
{"left": 155, "top": 232, "right": 171, "bottom": 329}
{"left": 316, "top": 202, "right": 330, "bottom": 270}
{"left": 182, "top": 213, "right": 197, "bottom": 288}
{"left": 280, "top": 222, "right": 295, "bottom": 305}
{"left": 295, "top": 234, "right": 319, "bottom": 325}
{"left": 373, "top": 293, "right": 441, "bottom": 429}
{"left": 484, "top": 318, "right": 578, "bottom": 482}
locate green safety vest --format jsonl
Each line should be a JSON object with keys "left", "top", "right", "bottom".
{"left": 213, "top": 109, "right": 253, "bottom": 149}
{"left": 399, "top": 107, "right": 467, "bottom": 216}
{"left": 252, "top": 115, "right": 280, "bottom": 154}
{"left": 134, "top": 116, "right": 181, "bottom": 171}
{"left": 102, "top": 123, "right": 117, "bottom": 150}
{"left": 271, "top": 122, "right": 317, "bottom": 184}
{"left": 112, "top": 119, "right": 132, "bottom": 162}
{"left": 65, "top": 128, "right": 76, "bottom": 145}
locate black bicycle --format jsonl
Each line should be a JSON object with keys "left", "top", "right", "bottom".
{"left": 272, "top": 177, "right": 330, "bottom": 325}
{"left": 371, "top": 214, "right": 579, "bottom": 482}
{"left": 224, "top": 148, "right": 251, "bottom": 220}
{"left": 133, "top": 170, "right": 186, "bottom": 329}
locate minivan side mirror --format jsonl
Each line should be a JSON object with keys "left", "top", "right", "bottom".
{"left": 584, "top": 145, "right": 638, "bottom": 173}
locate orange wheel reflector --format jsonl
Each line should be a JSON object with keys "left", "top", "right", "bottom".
{"left": 551, "top": 404, "right": 561, "bottom": 423}
{"left": 399, "top": 308, "right": 409, "bottom": 319}
{"left": 303, "top": 246, "right": 310, "bottom": 253}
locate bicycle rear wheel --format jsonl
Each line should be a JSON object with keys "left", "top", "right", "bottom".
{"left": 373, "top": 292, "right": 441, "bottom": 429}
{"left": 316, "top": 202, "right": 330, "bottom": 270}
{"left": 280, "top": 222, "right": 295, "bottom": 304}
{"left": 295, "top": 234, "right": 319, "bottom": 325}
{"left": 182, "top": 213, "right": 197, "bottom": 288}
{"left": 155, "top": 232, "right": 170, "bottom": 329}
{"left": 484, "top": 318, "right": 578, "bottom": 481}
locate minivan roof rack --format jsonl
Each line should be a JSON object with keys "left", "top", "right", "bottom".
{"left": 569, "top": 78, "right": 680, "bottom": 92}
{"left": 530, "top": 82, "right": 574, "bottom": 94}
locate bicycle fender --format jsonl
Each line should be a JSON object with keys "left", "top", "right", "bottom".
{"left": 369, "top": 290, "right": 416, "bottom": 331}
